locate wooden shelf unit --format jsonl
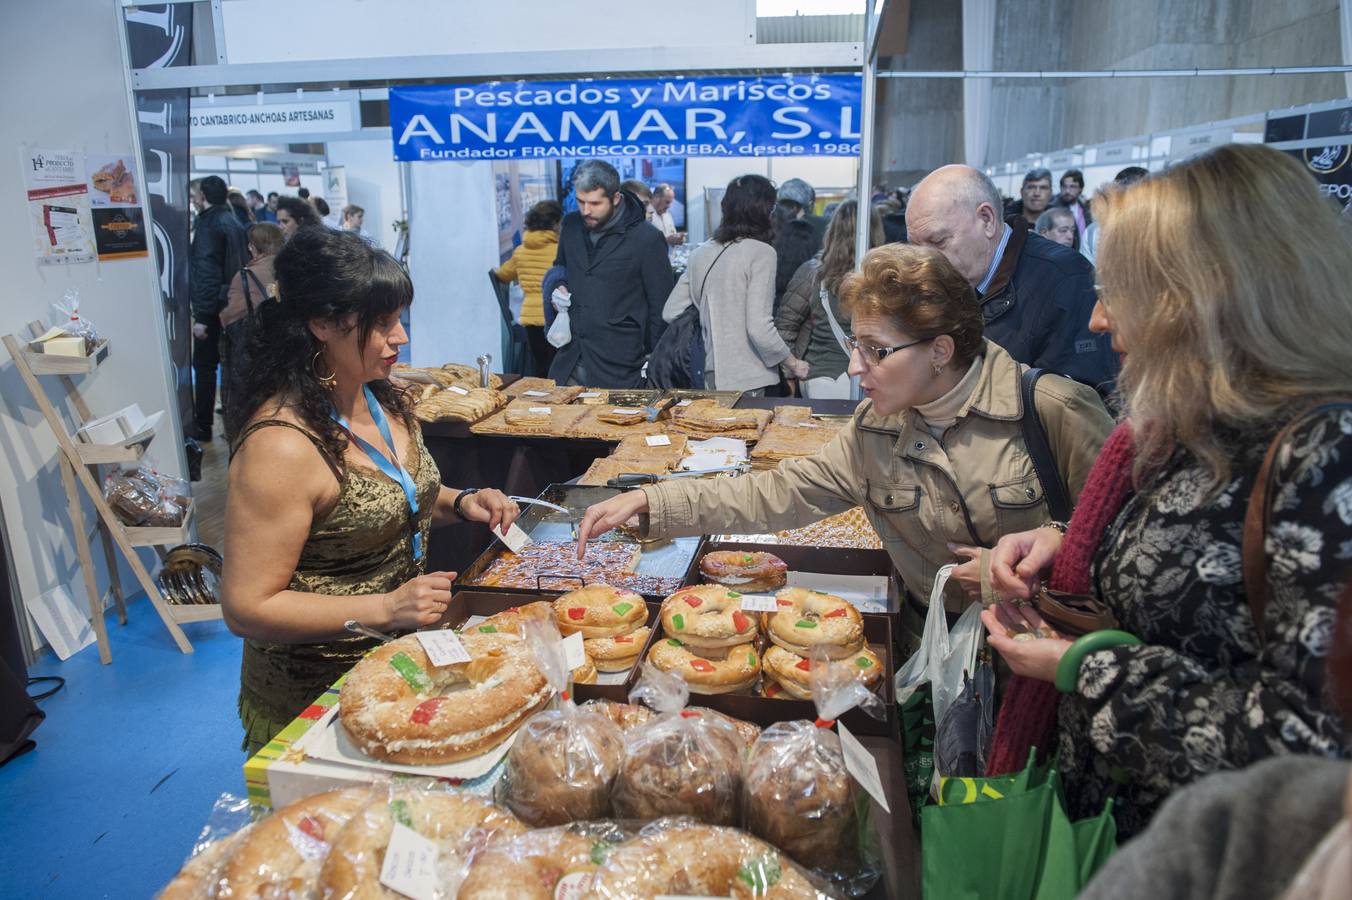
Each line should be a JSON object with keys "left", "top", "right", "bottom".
{"left": 4, "top": 322, "right": 220, "bottom": 663}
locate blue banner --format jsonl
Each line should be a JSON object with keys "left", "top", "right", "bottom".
{"left": 389, "top": 75, "right": 861, "bottom": 162}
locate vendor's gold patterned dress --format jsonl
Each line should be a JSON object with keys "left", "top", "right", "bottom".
{"left": 233, "top": 419, "right": 441, "bottom": 755}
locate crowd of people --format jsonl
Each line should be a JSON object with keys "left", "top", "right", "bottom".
{"left": 191, "top": 143, "right": 1352, "bottom": 896}
{"left": 186, "top": 175, "right": 375, "bottom": 442}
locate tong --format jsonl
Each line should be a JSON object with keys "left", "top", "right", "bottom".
{"left": 606, "top": 463, "right": 750, "bottom": 488}
{"left": 345, "top": 619, "right": 396, "bottom": 643}
{"left": 507, "top": 495, "right": 576, "bottom": 539}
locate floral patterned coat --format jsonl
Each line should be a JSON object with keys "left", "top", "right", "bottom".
{"left": 1057, "top": 408, "right": 1352, "bottom": 836}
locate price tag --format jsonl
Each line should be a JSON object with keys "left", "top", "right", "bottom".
{"left": 739, "top": 594, "right": 779, "bottom": 613}
{"left": 523, "top": 390, "right": 550, "bottom": 397}
{"left": 495, "top": 521, "right": 532, "bottom": 553}
{"left": 577, "top": 392, "right": 601, "bottom": 399}
{"left": 562, "top": 632, "right": 587, "bottom": 671}
{"left": 790, "top": 422, "right": 823, "bottom": 428}
{"left": 528, "top": 407, "right": 552, "bottom": 414}
{"left": 379, "top": 822, "right": 439, "bottom": 900}
{"left": 415, "top": 629, "right": 471, "bottom": 667}
{"left": 645, "top": 435, "right": 672, "bottom": 447}
{"left": 447, "top": 385, "right": 469, "bottom": 395}
{"left": 609, "top": 407, "right": 641, "bottom": 415}
{"left": 554, "top": 872, "right": 595, "bottom": 899}
{"left": 838, "top": 722, "right": 891, "bottom": 813}
{"left": 676, "top": 399, "right": 693, "bottom": 406}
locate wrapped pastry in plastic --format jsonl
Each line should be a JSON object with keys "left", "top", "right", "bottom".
{"left": 498, "top": 618, "right": 625, "bottom": 826}
{"left": 318, "top": 787, "right": 524, "bottom": 899}
{"left": 104, "top": 466, "right": 190, "bottom": 527}
{"left": 157, "top": 793, "right": 254, "bottom": 900}
{"left": 742, "top": 652, "right": 884, "bottom": 897}
{"left": 53, "top": 288, "right": 100, "bottom": 352}
{"left": 459, "top": 820, "right": 634, "bottom": 899}
{"left": 584, "top": 697, "right": 761, "bottom": 748}
{"left": 590, "top": 816, "right": 836, "bottom": 899}
{"left": 611, "top": 664, "right": 746, "bottom": 826}
{"left": 214, "top": 787, "right": 373, "bottom": 898}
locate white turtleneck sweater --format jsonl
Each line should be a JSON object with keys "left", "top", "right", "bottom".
{"left": 914, "top": 356, "right": 983, "bottom": 439}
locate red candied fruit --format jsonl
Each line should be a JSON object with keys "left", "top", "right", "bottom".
{"left": 825, "top": 608, "right": 847, "bottom": 619}
{"left": 731, "top": 611, "right": 751, "bottom": 632}
{"left": 795, "top": 658, "right": 811, "bottom": 671}
{"left": 684, "top": 594, "right": 703, "bottom": 608}
{"left": 689, "top": 659, "right": 715, "bottom": 673}
{"left": 567, "top": 607, "right": 586, "bottom": 621}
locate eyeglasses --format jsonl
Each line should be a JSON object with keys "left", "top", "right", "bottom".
{"left": 843, "top": 334, "right": 932, "bottom": 367}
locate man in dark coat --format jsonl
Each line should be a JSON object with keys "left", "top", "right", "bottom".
{"left": 906, "top": 164, "right": 1118, "bottom": 402}
{"left": 188, "top": 175, "right": 248, "bottom": 440}
{"left": 548, "top": 160, "right": 674, "bottom": 388}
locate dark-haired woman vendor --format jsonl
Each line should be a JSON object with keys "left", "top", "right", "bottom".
{"left": 220, "top": 226, "right": 519, "bottom": 755}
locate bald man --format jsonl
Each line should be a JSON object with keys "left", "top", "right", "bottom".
{"left": 907, "top": 164, "right": 1117, "bottom": 401}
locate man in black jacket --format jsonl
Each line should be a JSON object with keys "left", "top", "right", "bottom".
{"left": 549, "top": 160, "right": 673, "bottom": 388}
{"left": 907, "top": 164, "right": 1117, "bottom": 401}
{"left": 188, "top": 175, "right": 248, "bottom": 440}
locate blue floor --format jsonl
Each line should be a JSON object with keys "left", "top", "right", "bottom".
{"left": 0, "top": 599, "right": 244, "bottom": 898}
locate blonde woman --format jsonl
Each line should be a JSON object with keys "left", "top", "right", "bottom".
{"left": 983, "top": 143, "right": 1352, "bottom": 836}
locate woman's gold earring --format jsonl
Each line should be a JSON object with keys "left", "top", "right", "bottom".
{"left": 933, "top": 364, "right": 943, "bottom": 378}
{"left": 311, "top": 348, "right": 337, "bottom": 389}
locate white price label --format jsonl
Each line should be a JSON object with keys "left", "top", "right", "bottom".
{"left": 415, "top": 629, "right": 471, "bottom": 667}
{"left": 555, "top": 871, "right": 595, "bottom": 900}
{"left": 645, "top": 435, "right": 672, "bottom": 447}
{"left": 677, "top": 399, "right": 693, "bottom": 406}
{"left": 447, "top": 385, "right": 469, "bottom": 395}
{"left": 577, "top": 392, "right": 601, "bottom": 398}
{"left": 790, "top": 422, "right": 823, "bottom": 428}
{"left": 495, "top": 521, "right": 532, "bottom": 554}
{"left": 379, "top": 822, "right": 439, "bottom": 900}
{"left": 561, "top": 631, "right": 587, "bottom": 672}
{"left": 739, "top": 594, "right": 779, "bottom": 613}
{"left": 528, "top": 407, "right": 552, "bottom": 414}
{"left": 523, "top": 390, "right": 550, "bottom": 397}
{"left": 838, "top": 722, "right": 891, "bottom": 813}
{"left": 609, "top": 407, "right": 641, "bottom": 415}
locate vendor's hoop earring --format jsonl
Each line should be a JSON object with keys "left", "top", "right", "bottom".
{"left": 311, "top": 349, "right": 337, "bottom": 389}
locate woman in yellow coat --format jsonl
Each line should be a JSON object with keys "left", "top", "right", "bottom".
{"left": 494, "top": 200, "right": 562, "bottom": 376}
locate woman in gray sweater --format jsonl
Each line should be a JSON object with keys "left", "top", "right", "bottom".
{"left": 663, "top": 175, "right": 809, "bottom": 393}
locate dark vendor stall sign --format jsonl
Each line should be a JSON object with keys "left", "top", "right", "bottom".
{"left": 389, "top": 75, "right": 862, "bottom": 161}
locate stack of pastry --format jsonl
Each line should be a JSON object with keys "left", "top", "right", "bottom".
{"left": 749, "top": 406, "right": 847, "bottom": 470}
{"left": 760, "top": 587, "right": 882, "bottom": 700}
{"left": 576, "top": 457, "right": 671, "bottom": 487}
{"left": 413, "top": 386, "right": 507, "bottom": 423}
{"left": 569, "top": 406, "right": 666, "bottom": 440}
{"left": 668, "top": 399, "right": 771, "bottom": 442}
{"left": 504, "top": 377, "right": 586, "bottom": 405}
{"left": 472, "top": 401, "right": 588, "bottom": 436}
{"left": 469, "top": 601, "right": 597, "bottom": 684}
{"left": 553, "top": 585, "right": 650, "bottom": 675}
{"left": 610, "top": 433, "right": 688, "bottom": 470}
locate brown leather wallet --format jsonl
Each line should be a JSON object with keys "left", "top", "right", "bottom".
{"left": 1030, "top": 588, "right": 1120, "bottom": 637}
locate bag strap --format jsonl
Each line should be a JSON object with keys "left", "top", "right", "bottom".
{"left": 1019, "top": 367, "right": 1072, "bottom": 522}
{"left": 695, "top": 241, "right": 734, "bottom": 308}
{"left": 238, "top": 266, "right": 258, "bottom": 316}
{"left": 1242, "top": 400, "right": 1352, "bottom": 646}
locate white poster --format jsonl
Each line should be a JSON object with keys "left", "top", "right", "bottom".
{"left": 23, "top": 147, "right": 95, "bottom": 265}
{"left": 323, "top": 165, "right": 348, "bottom": 214}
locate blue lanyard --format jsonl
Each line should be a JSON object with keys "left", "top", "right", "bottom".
{"left": 330, "top": 386, "right": 423, "bottom": 561}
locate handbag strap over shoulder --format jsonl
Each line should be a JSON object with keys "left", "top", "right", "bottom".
{"left": 696, "top": 241, "right": 734, "bottom": 307}
{"left": 1018, "top": 368, "right": 1073, "bottom": 523}
{"left": 1242, "top": 400, "right": 1352, "bottom": 646}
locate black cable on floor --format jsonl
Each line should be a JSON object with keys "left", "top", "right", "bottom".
{"left": 27, "top": 676, "right": 64, "bottom": 701}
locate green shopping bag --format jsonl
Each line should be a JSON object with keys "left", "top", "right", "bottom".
{"left": 900, "top": 683, "right": 936, "bottom": 823}
{"left": 920, "top": 751, "right": 1116, "bottom": 900}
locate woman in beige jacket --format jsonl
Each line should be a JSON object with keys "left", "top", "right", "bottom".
{"left": 579, "top": 243, "right": 1115, "bottom": 619}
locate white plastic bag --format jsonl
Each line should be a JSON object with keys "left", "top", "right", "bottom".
{"left": 547, "top": 287, "right": 572, "bottom": 348}
{"left": 892, "top": 564, "right": 985, "bottom": 729}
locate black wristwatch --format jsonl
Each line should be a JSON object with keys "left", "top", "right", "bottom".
{"left": 453, "top": 488, "right": 481, "bottom": 519}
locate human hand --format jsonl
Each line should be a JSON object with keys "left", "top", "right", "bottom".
{"left": 550, "top": 286, "right": 571, "bottom": 310}
{"left": 576, "top": 491, "right": 650, "bottom": 559}
{"left": 787, "top": 356, "right": 811, "bottom": 380}
{"left": 193, "top": 321, "right": 208, "bottom": 340}
{"left": 946, "top": 543, "right": 986, "bottom": 602}
{"left": 667, "top": 232, "right": 685, "bottom": 246}
{"left": 988, "top": 528, "right": 1065, "bottom": 600}
{"left": 980, "top": 601, "right": 1070, "bottom": 683}
{"left": 382, "top": 571, "right": 455, "bottom": 630}
{"left": 458, "top": 489, "right": 520, "bottom": 535}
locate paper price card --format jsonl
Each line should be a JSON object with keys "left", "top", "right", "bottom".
{"left": 495, "top": 521, "right": 532, "bottom": 554}
{"left": 447, "top": 385, "right": 469, "bottom": 395}
{"left": 528, "top": 407, "right": 552, "bottom": 413}
{"left": 739, "top": 594, "right": 779, "bottom": 613}
{"left": 645, "top": 435, "right": 672, "bottom": 447}
{"left": 523, "top": 390, "right": 550, "bottom": 397}
{"left": 562, "top": 631, "right": 587, "bottom": 671}
{"left": 416, "top": 629, "right": 471, "bottom": 666}
{"left": 577, "top": 392, "right": 601, "bottom": 398}
{"left": 380, "top": 822, "right": 439, "bottom": 900}
{"left": 609, "top": 408, "right": 641, "bottom": 415}
{"left": 838, "top": 722, "right": 891, "bottom": 813}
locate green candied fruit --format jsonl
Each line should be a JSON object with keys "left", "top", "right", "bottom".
{"left": 737, "top": 855, "right": 783, "bottom": 891}
{"left": 747, "top": 651, "right": 757, "bottom": 667}
{"left": 727, "top": 591, "right": 741, "bottom": 599}
{"left": 477, "top": 625, "right": 498, "bottom": 633}
{"left": 794, "top": 619, "right": 818, "bottom": 629}
{"left": 666, "top": 638, "right": 683, "bottom": 647}
{"left": 611, "top": 602, "right": 634, "bottom": 616}
{"left": 388, "top": 799, "right": 413, "bottom": 827}
{"left": 857, "top": 656, "right": 872, "bottom": 668}
{"left": 671, "top": 613, "right": 686, "bottom": 631}
{"left": 742, "top": 554, "right": 755, "bottom": 563}
{"left": 589, "top": 840, "right": 615, "bottom": 865}
{"left": 388, "top": 651, "right": 431, "bottom": 692}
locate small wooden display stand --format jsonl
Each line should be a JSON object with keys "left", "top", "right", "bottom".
{"left": 4, "top": 321, "right": 220, "bottom": 663}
